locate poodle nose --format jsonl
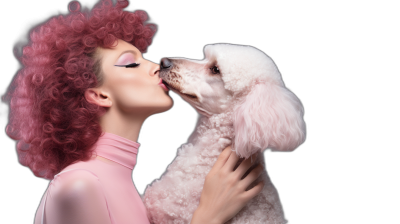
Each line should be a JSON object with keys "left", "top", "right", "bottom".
{"left": 160, "top": 58, "right": 172, "bottom": 70}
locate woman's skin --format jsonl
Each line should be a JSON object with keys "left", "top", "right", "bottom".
{"left": 86, "top": 39, "right": 265, "bottom": 224}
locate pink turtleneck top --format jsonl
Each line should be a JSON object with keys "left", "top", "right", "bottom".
{"left": 34, "top": 132, "right": 150, "bottom": 224}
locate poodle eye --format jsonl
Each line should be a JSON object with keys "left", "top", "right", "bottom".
{"left": 210, "top": 66, "right": 220, "bottom": 74}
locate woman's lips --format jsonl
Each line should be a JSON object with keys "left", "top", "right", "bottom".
{"left": 158, "top": 78, "right": 169, "bottom": 91}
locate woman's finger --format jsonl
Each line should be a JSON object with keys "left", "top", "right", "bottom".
{"left": 223, "top": 147, "right": 241, "bottom": 172}
{"left": 242, "top": 180, "right": 265, "bottom": 201}
{"left": 211, "top": 145, "right": 233, "bottom": 172}
{"left": 239, "top": 164, "right": 264, "bottom": 190}
{"left": 233, "top": 155, "right": 257, "bottom": 180}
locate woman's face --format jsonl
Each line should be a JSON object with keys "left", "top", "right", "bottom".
{"left": 96, "top": 39, "right": 173, "bottom": 116}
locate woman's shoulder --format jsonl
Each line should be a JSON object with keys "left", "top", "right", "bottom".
{"left": 50, "top": 169, "right": 102, "bottom": 202}
{"left": 37, "top": 169, "right": 112, "bottom": 224}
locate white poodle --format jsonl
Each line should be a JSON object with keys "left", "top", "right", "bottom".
{"left": 142, "top": 43, "right": 306, "bottom": 224}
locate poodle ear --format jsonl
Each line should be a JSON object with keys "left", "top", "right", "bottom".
{"left": 232, "top": 82, "right": 306, "bottom": 158}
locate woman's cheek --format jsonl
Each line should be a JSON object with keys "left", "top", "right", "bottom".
{"left": 112, "top": 82, "right": 143, "bottom": 111}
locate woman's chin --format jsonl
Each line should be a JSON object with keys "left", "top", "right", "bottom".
{"left": 162, "top": 97, "right": 174, "bottom": 112}
{"left": 149, "top": 97, "right": 174, "bottom": 115}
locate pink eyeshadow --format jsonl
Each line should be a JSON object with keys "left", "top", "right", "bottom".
{"left": 116, "top": 53, "right": 136, "bottom": 65}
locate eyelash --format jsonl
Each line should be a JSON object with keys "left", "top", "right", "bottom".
{"left": 114, "top": 63, "right": 140, "bottom": 68}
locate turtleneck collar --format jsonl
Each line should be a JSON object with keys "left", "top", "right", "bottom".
{"left": 93, "top": 132, "right": 140, "bottom": 170}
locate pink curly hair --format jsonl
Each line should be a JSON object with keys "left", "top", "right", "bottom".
{"left": 2, "top": 0, "right": 157, "bottom": 179}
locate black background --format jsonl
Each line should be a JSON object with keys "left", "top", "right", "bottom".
{"left": 0, "top": 0, "right": 368, "bottom": 224}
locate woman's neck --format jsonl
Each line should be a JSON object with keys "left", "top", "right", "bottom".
{"left": 99, "top": 107, "right": 148, "bottom": 142}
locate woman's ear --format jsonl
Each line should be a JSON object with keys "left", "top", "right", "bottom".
{"left": 232, "top": 82, "right": 306, "bottom": 159}
{"left": 84, "top": 88, "right": 112, "bottom": 107}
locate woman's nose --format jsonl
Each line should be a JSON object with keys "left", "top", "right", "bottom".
{"left": 149, "top": 61, "right": 160, "bottom": 77}
{"left": 160, "top": 58, "right": 172, "bottom": 70}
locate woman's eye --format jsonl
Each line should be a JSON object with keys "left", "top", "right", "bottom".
{"left": 114, "top": 63, "right": 140, "bottom": 68}
{"left": 210, "top": 66, "right": 220, "bottom": 74}
{"left": 125, "top": 63, "right": 140, "bottom": 68}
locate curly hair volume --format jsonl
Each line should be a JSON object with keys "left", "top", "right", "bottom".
{"left": 2, "top": 0, "right": 157, "bottom": 179}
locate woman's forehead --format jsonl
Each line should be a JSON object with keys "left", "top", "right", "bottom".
{"left": 98, "top": 39, "right": 141, "bottom": 60}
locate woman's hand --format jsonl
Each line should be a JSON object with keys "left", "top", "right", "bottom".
{"left": 190, "top": 145, "right": 265, "bottom": 224}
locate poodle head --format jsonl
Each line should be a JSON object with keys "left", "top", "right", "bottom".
{"left": 160, "top": 43, "right": 306, "bottom": 158}
{"left": 203, "top": 44, "right": 284, "bottom": 93}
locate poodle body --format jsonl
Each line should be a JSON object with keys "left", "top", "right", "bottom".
{"left": 143, "top": 44, "right": 306, "bottom": 224}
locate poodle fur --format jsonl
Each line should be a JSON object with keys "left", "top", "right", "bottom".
{"left": 142, "top": 43, "right": 306, "bottom": 224}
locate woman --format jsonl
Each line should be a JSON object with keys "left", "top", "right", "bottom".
{"left": 3, "top": 0, "right": 264, "bottom": 223}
